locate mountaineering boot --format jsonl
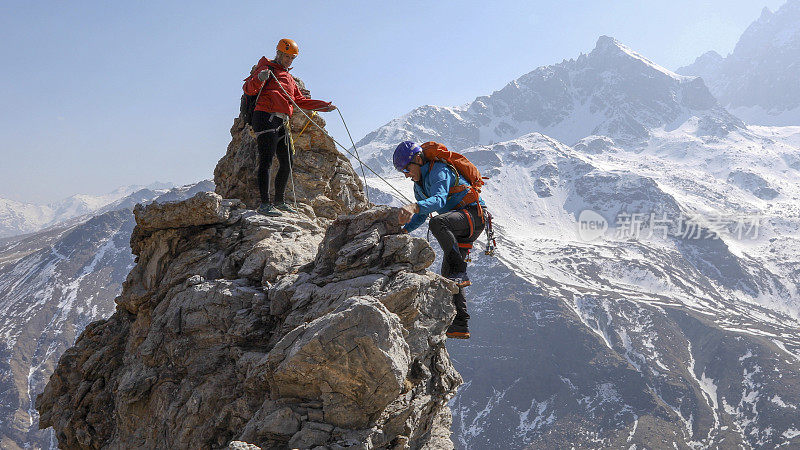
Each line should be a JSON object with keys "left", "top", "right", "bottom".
{"left": 257, "top": 202, "right": 282, "bottom": 217}
{"left": 274, "top": 202, "right": 297, "bottom": 214}
{"left": 446, "top": 319, "right": 470, "bottom": 339}
{"left": 447, "top": 271, "right": 471, "bottom": 288}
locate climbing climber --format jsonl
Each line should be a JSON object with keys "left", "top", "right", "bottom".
{"left": 242, "top": 38, "right": 337, "bottom": 217}
{"left": 394, "top": 141, "right": 488, "bottom": 339}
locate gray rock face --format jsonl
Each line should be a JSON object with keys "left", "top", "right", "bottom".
{"left": 132, "top": 190, "right": 240, "bottom": 232}
{"left": 726, "top": 169, "right": 780, "bottom": 200}
{"left": 265, "top": 296, "right": 411, "bottom": 428}
{"left": 0, "top": 182, "right": 212, "bottom": 449}
{"left": 36, "top": 97, "right": 459, "bottom": 449}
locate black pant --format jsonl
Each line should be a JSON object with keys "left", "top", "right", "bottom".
{"left": 252, "top": 111, "right": 291, "bottom": 204}
{"left": 429, "top": 203, "right": 485, "bottom": 323}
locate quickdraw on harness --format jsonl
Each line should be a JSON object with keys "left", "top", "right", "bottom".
{"left": 483, "top": 208, "right": 496, "bottom": 256}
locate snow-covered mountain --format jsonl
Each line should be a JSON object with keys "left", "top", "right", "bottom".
{"left": 355, "top": 32, "right": 800, "bottom": 448}
{"left": 0, "top": 182, "right": 175, "bottom": 238}
{"left": 678, "top": 0, "right": 800, "bottom": 125}
{"left": 356, "top": 35, "right": 741, "bottom": 173}
{"left": 3, "top": 23, "right": 799, "bottom": 449}
{"left": 364, "top": 123, "right": 800, "bottom": 448}
{"left": 0, "top": 181, "right": 211, "bottom": 449}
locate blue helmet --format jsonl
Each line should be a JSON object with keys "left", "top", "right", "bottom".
{"left": 393, "top": 141, "right": 422, "bottom": 172}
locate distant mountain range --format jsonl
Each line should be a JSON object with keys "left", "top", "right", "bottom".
{"left": 2, "top": 1, "right": 800, "bottom": 449}
{"left": 0, "top": 181, "right": 212, "bottom": 449}
{"left": 353, "top": 6, "right": 800, "bottom": 446}
{"left": 355, "top": 35, "right": 743, "bottom": 174}
{"left": 678, "top": 0, "right": 800, "bottom": 125}
{"left": 0, "top": 182, "right": 175, "bottom": 238}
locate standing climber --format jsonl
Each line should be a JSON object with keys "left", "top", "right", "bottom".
{"left": 243, "top": 38, "right": 336, "bottom": 216}
{"left": 394, "top": 141, "right": 487, "bottom": 339}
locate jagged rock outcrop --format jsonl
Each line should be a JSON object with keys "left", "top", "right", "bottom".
{"left": 36, "top": 81, "right": 460, "bottom": 449}
{"left": 0, "top": 181, "right": 213, "bottom": 450}
{"left": 214, "top": 77, "right": 369, "bottom": 218}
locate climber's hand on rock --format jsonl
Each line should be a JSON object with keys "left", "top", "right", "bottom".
{"left": 318, "top": 103, "right": 337, "bottom": 112}
{"left": 397, "top": 203, "right": 418, "bottom": 225}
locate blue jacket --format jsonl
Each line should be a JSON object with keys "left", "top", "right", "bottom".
{"left": 403, "top": 161, "right": 484, "bottom": 233}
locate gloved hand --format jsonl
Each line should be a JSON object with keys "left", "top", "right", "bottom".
{"left": 257, "top": 69, "right": 272, "bottom": 82}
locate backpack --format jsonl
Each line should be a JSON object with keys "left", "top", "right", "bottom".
{"left": 240, "top": 93, "right": 258, "bottom": 126}
{"left": 420, "top": 141, "right": 487, "bottom": 208}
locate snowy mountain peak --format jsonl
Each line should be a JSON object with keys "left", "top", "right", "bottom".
{"left": 356, "top": 36, "right": 739, "bottom": 173}
{"left": 679, "top": 0, "right": 800, "bottom": 125}
{"left": 592, "top": 35, "right": 626, "bottom": 53}
{"left": 694, "top": 50, "right": 724, "bottom": 64}
{"left": 590, "top": 35, "right": 688, "bottom": 81}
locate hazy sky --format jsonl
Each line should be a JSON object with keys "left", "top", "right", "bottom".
{"left": 0, "top": 0, "right": 787, "bottom": 204}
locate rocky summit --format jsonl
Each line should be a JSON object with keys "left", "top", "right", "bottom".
{"left": 36, "top": 79, "right": 461, "bottom": 449}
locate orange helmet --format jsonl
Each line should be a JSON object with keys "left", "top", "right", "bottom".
{"left": 277, "top": 38, "right": 299, "bottom": 56}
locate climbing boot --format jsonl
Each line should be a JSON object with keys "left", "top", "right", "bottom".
{"left": 257, "top": 203, "right": 282, "bottom": 217}
{"left": 447, "top": 272, "right": 471, "bottom": 288}
{"left": 274, "top": 202, "right": 297, "bottom": 214}
{"left": 446, "top": 321, "right": 470, "bottom": 339}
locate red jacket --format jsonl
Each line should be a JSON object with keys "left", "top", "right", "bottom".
{"left": 243, "top": 57, "right": 331, "bottom": 116}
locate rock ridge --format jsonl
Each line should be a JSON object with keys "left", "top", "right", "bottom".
{"left": 36, "top": 83, "right": 460, "bottom": 449}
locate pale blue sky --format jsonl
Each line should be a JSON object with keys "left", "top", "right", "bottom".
{"left": 0, "top": 0, "right": 786, "bottom": 203}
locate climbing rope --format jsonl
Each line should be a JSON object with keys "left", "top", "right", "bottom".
{"left": 265, "top": 70, "right": 413, "bottom": 204}
{"left": 284, "top": 119, "right": 299, "bottom": 210}
{"left": 262, "top": 70, "right": 500, "bottom": 259}
{"left": 337, "top": 108, "right": 370, "bottom": 204}
{"left": 291, "top": 108, "right": 369, "bottom": 204}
